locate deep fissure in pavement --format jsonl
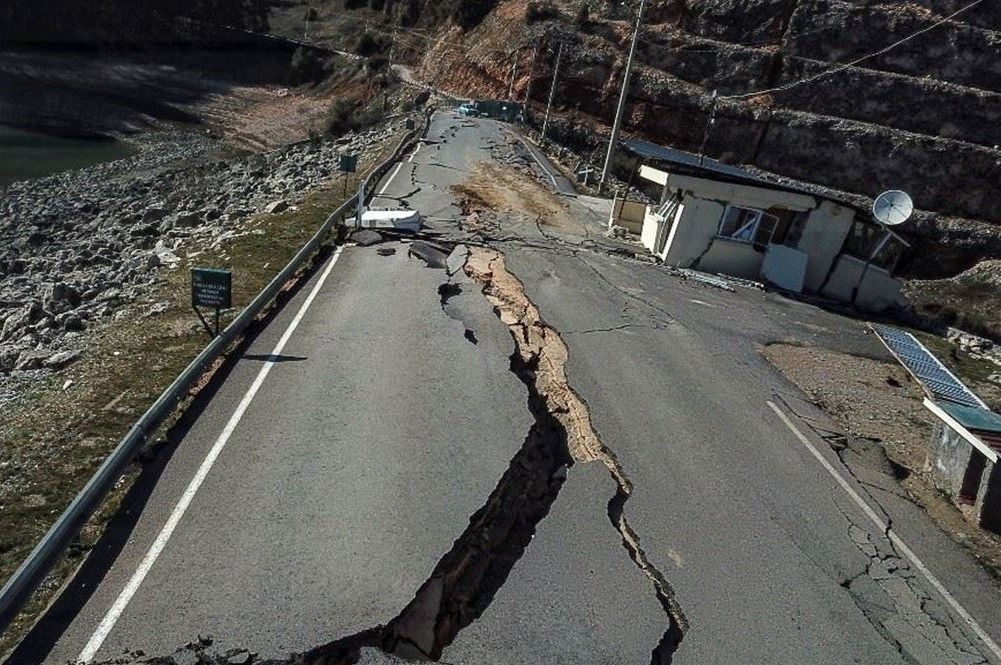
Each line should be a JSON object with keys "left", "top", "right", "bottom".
{"left": 91, "top": 243, "right": 687, "bottom": 665}
{"left": 377, "top": 354, "right": 573, "bottom": 660}
{"left": 463, "top": 246, "right": 689, "bottom": 664}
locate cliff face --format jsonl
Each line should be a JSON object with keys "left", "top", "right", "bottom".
{"left": 364, "top": 0, "right": 1000, "bottom": 334}
{"left": 409, "top": 0, "right": 1000, "bottom": 282}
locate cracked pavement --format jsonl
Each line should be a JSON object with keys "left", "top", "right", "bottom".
{"left": 20, "top": 112, "right": 1001, "bottom": 665}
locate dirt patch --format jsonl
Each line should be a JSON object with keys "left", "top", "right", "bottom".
{"left": 198, "top": 86, "right": 335, "bottom": 150}
{"left": 451, "top": 161, "right": 591, "bottom": 236}
{"left": 465, "top": 248, "right": 607, "bottom": 466}
{"left": 763, "top": 343, "right": 1001, "bottom": 578}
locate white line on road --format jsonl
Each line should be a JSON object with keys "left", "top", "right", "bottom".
{"left": 513, "top": 134, "right": 560, "bottom": 191}
{"left": 78, "top": 247, "right": 346, "bottom": 663}
{"left": 768, "top": 400, "right": 1001, "bottom": 663}
{"left": 375, "top": 142, "right": 421, "bottom": 197}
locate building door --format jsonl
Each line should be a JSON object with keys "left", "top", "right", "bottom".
{"left": 959, "top": 450, "right": 987, "bottom": 505}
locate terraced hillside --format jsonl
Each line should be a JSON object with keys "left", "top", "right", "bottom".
{"left": 275, "top": 0, "right": 999, "bottom": 333}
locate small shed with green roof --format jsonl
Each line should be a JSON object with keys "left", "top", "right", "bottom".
{"left": 925, "top": 399, "right": 1001, "bottom": 532}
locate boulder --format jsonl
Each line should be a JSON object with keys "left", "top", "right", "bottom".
{"left": 174, "top": 212, "right": 202, "bottom": 228}
{"left": 152, "top": 240, "right": 181, "bottom": 269}
{"left": 44, "top": 349, "right": 81, "bottom": 370}
{"left": 1, "top": 300, "right": 44, "bottom": 340}
{"left": 0, "top": 345, "right": 21, "bottom": 373}
{"left": 264, "top": 200, "right": 289, "bottom": 214}
{"left": 143, "top": 207, "right": 168, "bottom": 223}
{"left": 351, "top": 229, "right": 385, "bottom": 246}
{"left": 59, "top": 312, "right": 84, "bottom": 331}
{"left": 14, "top": 349, "right": 52, "bottom": 371}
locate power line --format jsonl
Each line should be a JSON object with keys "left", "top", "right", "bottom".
{"left": 721, "top": 0, "right": 989, "bottom": 100}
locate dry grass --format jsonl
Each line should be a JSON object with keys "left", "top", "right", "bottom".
{"left": 451, "top": 159, "right": 591, "bottom": 235}
{"left": 0, "top": 132, "right": 401, "bottom": 658}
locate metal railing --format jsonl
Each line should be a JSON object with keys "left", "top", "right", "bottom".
{"left": 0, "top": 115, "right": 427, "bottom": 635}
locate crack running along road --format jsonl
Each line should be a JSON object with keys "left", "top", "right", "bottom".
{"left": 769, "top": 401, "right": 1001, "bottom": 663}
{"left": 26, "top": 113, "right": 1001, "bottom": 665}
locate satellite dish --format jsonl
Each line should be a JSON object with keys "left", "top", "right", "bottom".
{"left": 872, "top": 190, "right": 913, "bottom": 226}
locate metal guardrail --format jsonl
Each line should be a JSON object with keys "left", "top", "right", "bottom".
{"left": 0, "top": 117, "right": 425, "bottom": 635}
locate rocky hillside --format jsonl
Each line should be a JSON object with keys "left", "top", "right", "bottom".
{"left": 0, "top": 123, "right": 400, "bottom": 380}
{"left": 289, "top": 0, "right": 999, "bottom": 334}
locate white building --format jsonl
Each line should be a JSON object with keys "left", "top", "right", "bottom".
{"left": 618, "top": 140, "right": 910, "bottom": 313}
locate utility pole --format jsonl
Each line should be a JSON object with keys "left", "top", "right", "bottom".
{"left": 507, "top": 52, "right": 518, "bottom": 100}
{"left": 523, "top": 45, "right": 538, "bottom": 104}
{"left": 388, "top": 29, "right": 396, "bottom": 71}
{"left": 598, "top": 0, "right": 648, "bottom": 193}
{"left": 698, "top": 89, "right": 719, "bottom": 167}
{"left": 541, "top": 42, "right": 563, "bottom": 144}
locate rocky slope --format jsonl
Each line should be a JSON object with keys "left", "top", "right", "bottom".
{"left": 365, "top": 0, "right": 999, "bottom": 334}
{"left": 0, "top": 121, "right": 401, "bottom": 384}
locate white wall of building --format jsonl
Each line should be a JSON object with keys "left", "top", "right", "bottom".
{"left": 821, "top": 255, "right": 908, "bottom": 312}
{"left": 698, "top": 238, "right": 764, "bottom": 279}
{"left": 798, "top": 201, "right": 855, "bottom": 292}
{"left": 662, "top": 198, "right": 724, "bottom": 266}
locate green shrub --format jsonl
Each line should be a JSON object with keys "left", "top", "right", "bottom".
{"left": 525, "top": 1, "right": 559, "bottom": 23}
{"left": 289, "top": 46, "right": 331, "bottom": 85}
{"left": 326, "top": 99, "right": 381, "bottom": 136}
{"left": 450, "top": 0, "right": 498, "bottom": 29}
{"left": 354, "top": 30, "right": 387, "bottom": 57}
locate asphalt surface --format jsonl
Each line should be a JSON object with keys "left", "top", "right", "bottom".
{"left": 501, "top": 245, "right": 1001, "bottom": 664}
{"left": 17, "top": 111, "right": 1001, "bottom": 665}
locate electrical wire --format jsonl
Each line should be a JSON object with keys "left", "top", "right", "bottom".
{"left": 721, "top": 0, "right": 990, "bottom": 100}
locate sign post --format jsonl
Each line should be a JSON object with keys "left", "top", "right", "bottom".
{"left": 191, "top": 267, "right": 232, "bottom": 338}
{"left": 339, "top": 153, "right": 358, "bottom": 197}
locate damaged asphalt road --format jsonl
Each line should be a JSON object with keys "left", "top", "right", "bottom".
{"left": 23, "top": 113, "right": 1001, "bottom": 665}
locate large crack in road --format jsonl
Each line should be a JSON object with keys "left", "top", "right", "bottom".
{"left": 93, "top": 241, "right": 687, "bottom": 665}
{"left": 461, "top": 246, "right": 689, "bottom": 662}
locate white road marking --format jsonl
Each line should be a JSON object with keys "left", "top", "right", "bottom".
{"left": 375, "top": 142, "right": 421, "bottom": 197}
{"left": 377, "top": 163, "right": 404, "bottom": 197}
{"left": 512, "top": 134, "right": 560, "bottom": 188}
{"left": 77, "top": 247, "right": 346, "bottom": 663}
{"left": 768, "top": 400, "right": 1001, "bottom": 663}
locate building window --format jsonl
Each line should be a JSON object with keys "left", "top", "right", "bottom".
{"left": 718, "top": 205, "right": 779, "bottom": 251}
{"left": 842, "top": 220, "right": 907, "bottom": 272}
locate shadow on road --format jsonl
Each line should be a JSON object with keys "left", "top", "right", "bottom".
{"left": 6, "top": 246, "right": 337, "bottom": 665}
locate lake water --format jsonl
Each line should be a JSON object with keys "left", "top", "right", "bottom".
{"left": 0, "top": 125, "right": 136, "bottom": 188}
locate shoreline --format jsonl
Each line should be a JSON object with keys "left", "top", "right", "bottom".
{"left": 0, "top": 123, "right": 139, "bottom": 188}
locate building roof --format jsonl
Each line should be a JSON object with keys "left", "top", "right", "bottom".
{"left": 621, "top": 139, "right": 822, "bottom": 201}
{"left": 938, "top": 402, "right": 1001, "bottom": 436}
{"left": 872, "top": 324, "right": 988, "bottom": 409}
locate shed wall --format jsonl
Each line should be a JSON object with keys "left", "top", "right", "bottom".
{"left": 663, "top": 198, "right": 724, "bottom": 267}
{"left": 929, "top": 421, "right": 973, "bottom": 498}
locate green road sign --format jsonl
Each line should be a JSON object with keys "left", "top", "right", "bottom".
{"left": 340, "top": 153, "right": 359, "bottom": 173}
{"left": 191, "top": 267, "right": 232, "bottom": 309}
